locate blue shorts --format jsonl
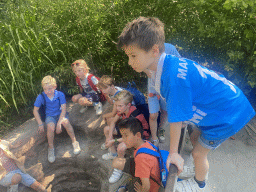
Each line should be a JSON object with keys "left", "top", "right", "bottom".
{"left": 0, "top": 169, "right": 35, "bottom": 187}
{"left": 45, "top": 113, "right": 69, "bottom": 125}
{"left": 148, "top": 96, "right": 167, "bottom": 114}
{"left": 198, "top": 134, "right": 228, "bottom": 150}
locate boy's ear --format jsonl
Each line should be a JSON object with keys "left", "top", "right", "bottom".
{"left": 151, "top": 44, "right": 160, "bottom": 56}
{"left": 135, "top": 132, "right": 142, "bottom": 139}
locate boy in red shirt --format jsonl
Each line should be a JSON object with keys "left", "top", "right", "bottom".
{"left": 112, "top": 117, "right": 160, "bottom": 192}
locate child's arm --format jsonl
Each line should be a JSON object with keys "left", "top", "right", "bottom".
{"left": 166, "top": 121, "right": 184, "bottom": 175}
{"left": 33, "top": 106, "right": 44, "bottom": 133}
{"left": 108, "top": 114, "right": 120, "bottom": 138}
{"left": 56, "top": 103, "right": 67, "bottom": 134}
{"left": 134, "top": 178, "right": 150, "bottom": 192}
{"left": 103, "top": 103, "right": 117, "bottom": 120}
{"left": 105, "top": 138, "right": 123, "bottom": 148}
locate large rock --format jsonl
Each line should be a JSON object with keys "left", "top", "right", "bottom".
{"left": 1, "top": 102, "right": 113, "bottom": 192}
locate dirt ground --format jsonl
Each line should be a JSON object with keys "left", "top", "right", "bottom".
{"left": 1, "top": 101, "right": 256, "bottom": 192}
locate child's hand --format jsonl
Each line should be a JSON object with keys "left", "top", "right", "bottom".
{"left": 56, "top": 123, "right": 62, "bottom": 134}
{"left": 105, "top": 139, "right": 115, "bottom": 148}
{"left": 134, "top": 181, "right": 142, "bottom": 192}
{"left": 166, "top": 152, "right": 184, "bottom": 175}
{"left": 38, "top": 125, "right": 44, "bottom": 134}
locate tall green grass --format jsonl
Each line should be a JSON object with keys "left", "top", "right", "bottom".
{"left": 0, "top": 0, "right": 255, "bottom": 128}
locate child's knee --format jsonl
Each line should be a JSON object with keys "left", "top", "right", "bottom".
{"left": 11, "top": 173, "right": 22, "bottom": 185}
{"left": 149, "top": 113, "right": 158, "bottom": 121}
{"left": 104, "top": 126, "right": 110, "bottom": 135}
{"left": 61, "top": 118, "right": 70, "bottom": 127}
{"left": 47, "top": 123, "right": 55, "bottom": 133}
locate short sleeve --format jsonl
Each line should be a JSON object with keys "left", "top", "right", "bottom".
{"left": 91, "top": 76, "right": 99, "bottom": 85}
{"left": 58, "top": 91, "right": 66, "bottom": 105}
{"left": 34, "top": 94, "right": 43, "bottom": 108}
{"left": 135, "top": 154, "right": 152, "bottom": 179}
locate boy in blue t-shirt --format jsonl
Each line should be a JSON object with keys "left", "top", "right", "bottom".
{"left": 33, "top": 75, "right": 81, "bottom": 163}
{"left": 117, "top": 16, "right": 255, "bottom": 191}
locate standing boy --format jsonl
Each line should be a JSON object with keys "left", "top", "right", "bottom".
{"left": 112, "top": 117, "right": 161, "bottom": 192}
{"left": 33, "top": 75, "right": 81, "bottom": 163}
{"left": 117, "top": 16, "right": 255, "bottom": 191}
{"left": 71, "top": 59, "right": 103, "bottom": 115}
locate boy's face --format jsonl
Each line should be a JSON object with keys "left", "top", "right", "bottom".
{"left": 73, "top": 67, "right": 87, "bottom": 79}
{"left": 123, "top": 44, "right": 159, "bottom": 73}
{"left": 43, "top": 84, "right": 56, "bottom": 97}
{"left": 101, "top": 85, "right": 113, "bottom": 95}
{"left": 115, "top": 100, "right": 131, "bottom": 114}
{"left": 120, "top": 128, "right": 138, "bottom": 149}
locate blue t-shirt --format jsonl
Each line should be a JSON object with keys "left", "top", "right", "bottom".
{"left": 34, "top": 90, "right": 66, "bottom": 117}
{"left": 160, "top": 54, "right": 255, "bottom": 140}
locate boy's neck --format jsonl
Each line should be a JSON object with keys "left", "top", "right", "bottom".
{"left": 134, "top": 139, "right": 145, "bottom": 149}
{"left": 80, "top": 73, "right": 88, "bottom": 80}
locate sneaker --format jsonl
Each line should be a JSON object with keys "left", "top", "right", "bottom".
{"left": 109, "top": 168, "right": 123, "bottom": 183}
{"left": 80, "top": 106, "right": 88, "bottom": 113}
{"left": 101, "top": 143, "right": 107, "bottom": 150}
{"left": 72, "top": 141, "right": 81, "bottom": 155}
{"left": 158, "top": 128, "right": 165, "bottom": 142}
{"left": 152, "top": 139, "right": 159, "bottom": 146}
{"left": 102, "top": 152, "right": 117, "bottom": 160}
{"left": 95, "top": 102, "right": 103, "bottom": 115}
{"left": 179, "top": 165, "right": 195, "bottom": 179}
{"left": 7, "top": 184, "right": 18, "bottom": 192}
{"left": 48, "top": 148, "right": 55, "bottom": 163}
{"left": 175, "top": 178, "right": 206, "bottom": 192}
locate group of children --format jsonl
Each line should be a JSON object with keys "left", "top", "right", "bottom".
{"left": 0, "top": 16, "right": 255, "bottom": 192}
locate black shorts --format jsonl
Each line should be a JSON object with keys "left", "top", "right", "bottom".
{"left": 81, "top": 92, "right": 100, "bottom": 102}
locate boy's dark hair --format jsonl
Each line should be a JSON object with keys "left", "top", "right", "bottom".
{"left": 118, "top": 117, "right": 144, "bottom": 138}
{"left": 117, "top": 16, "right": 165, "bottom": 53}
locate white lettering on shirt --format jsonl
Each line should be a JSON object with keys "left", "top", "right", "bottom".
{"left": 177, "top": 59, "right": 188, "bottom": 80}
{"left": 190, "top": 106, "right": 207, "bottom": 124}
{"left": 194, "top": 62, "right": 236, "bottom": 93}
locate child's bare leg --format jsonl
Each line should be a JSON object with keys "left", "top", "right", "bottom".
{"left": 72, "top": 94, "right": 83, "bottom": 103}
{"left": 190, "top": 127, "right": 201, "bottom": 147}
{"left": 159, "top": 109, "right": 167, "bottom": 127}
{"left": 192, "top": 142, "right": 210, "bottom": 181}
{"left": 61, "top": 118, "right": 76, "bottom": 143}
{"left": 11, "top": 173, "right": 22, "bottom": 185}
{"left": 112, "top": 157, "right": 126, "bottom": 171}
{"left": 47, "top": 123, "right": 55, "bottom": 149}
{"left": 117, "top": 142, "right": 127, "bottom": 158}
{"left": 78, "top": 97, "right": 93, "bottom": 106}
{"left": 103, "top": 125, "right": 116, "bottom": 153}
{"left": 149, "top": 112, "right": 158, "bottom": 141}
{"left": 106, "top": 117, "right": 114, "bottom": 126}
{"left": 30, "top": 181, "right": 46, "bottom": 192}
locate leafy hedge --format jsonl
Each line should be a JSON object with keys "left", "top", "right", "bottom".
{"left": 0, "top": 0, "right": 255, "bottom": 124}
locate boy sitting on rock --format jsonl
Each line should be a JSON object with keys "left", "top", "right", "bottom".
{"left": 102, "top": 90, "right": 150, "bottom": 184}
{"left": 0, "top": 139, "right": 47, "bottom": 192}
{"left": 112, "top": 117, "right": 161, "bottom": 192}
{"left": 71, "top": 59, "right": 103, "bottom": 115}
{"left": 33, "top": 75, "right": 81, "bottom": 163}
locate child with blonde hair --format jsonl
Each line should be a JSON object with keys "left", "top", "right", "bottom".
{"left": 71, "top": 59, "right": 103, "bottom": 115}
{"left": 33, "top": 75, "right": 81, "bottom": 163}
